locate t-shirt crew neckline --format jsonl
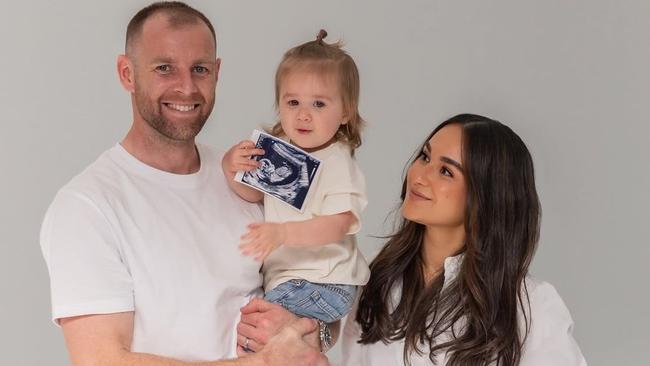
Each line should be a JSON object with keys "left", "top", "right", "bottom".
{"left": 110, "top": 143, "right": 211, "bottom": 189}
{"left": 310, "top": 140, "right": 348, "bottom": 160}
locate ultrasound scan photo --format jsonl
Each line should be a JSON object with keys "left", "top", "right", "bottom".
{"left": 234, "top": 130, "right": 321, "bottom": 211}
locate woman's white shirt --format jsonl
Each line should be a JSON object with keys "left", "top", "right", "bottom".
{"left": 340, "top": 255, "right": 587, "bottom": 366}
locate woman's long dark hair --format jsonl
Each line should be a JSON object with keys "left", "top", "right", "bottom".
{"left": 356, "top": 114, "right": 541, "bottom": 366}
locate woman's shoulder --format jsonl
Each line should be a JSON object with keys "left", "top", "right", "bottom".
{"left": 522, "top": 277, "right": 574, "bottom": 333}
{"left": 524, "top": 277, "right": 563, "bottom": 303}
{"left": 523, "top": 277, "right": 574, "bottom": 320}
{"left": 519, "top": 277, "right": 587, "bottom": 365}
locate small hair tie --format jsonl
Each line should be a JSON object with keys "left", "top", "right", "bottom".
{"left": 316, "top": 29, "right": 328, "bottom": 44}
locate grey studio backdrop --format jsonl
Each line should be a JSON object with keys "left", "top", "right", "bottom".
{"left": 1, "top": 0, "right": 648, "bottom": 365}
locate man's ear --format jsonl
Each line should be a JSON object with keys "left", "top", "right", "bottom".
{"left": 117, "top": 54, "right": 135, "bottom": 93}
{"left": 214, "top": 57, "right": 221, "bottom": 83}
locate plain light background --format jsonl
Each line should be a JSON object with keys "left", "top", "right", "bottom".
{"left": 1, "top": 0, "right": 648, "bottom": 365}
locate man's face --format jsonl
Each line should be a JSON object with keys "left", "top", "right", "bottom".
{"left": 130, "top": 15, "right": 218, "bottom": 142}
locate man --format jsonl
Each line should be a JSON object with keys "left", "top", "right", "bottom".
{"left": 40, "top": 2, "right": 326, "bottom": 365}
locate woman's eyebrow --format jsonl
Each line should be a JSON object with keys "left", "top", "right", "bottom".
{"left": 425, "top": 141, "right": 463, "bottom": 172}
{"left": 440, "top": 156, "right": 463, "bottom": 173}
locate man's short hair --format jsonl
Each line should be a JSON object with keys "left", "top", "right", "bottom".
{"left": 125, "top": 1, "right": 216, "bottom": 56}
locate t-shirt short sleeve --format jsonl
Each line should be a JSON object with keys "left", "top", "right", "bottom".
{"left": 314, "top": 150, "right": 368, "bottom": 234}
{"left": 40, "top": 190, "right": 134, "bottom": 324}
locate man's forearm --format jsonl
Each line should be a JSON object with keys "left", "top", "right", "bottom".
{"left": 61, "top": 314, "right": 260, "bottom": 366}
{"left": 68, "top": 346, "right": 257, "bottom": 366}
{"left": 114, "top": 351, "right": 252, "bottom": 366}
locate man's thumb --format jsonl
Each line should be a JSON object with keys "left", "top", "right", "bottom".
{"left": 292, "top": 317, "right": 318, "bottom": 335}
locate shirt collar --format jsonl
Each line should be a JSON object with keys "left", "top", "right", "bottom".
{"left": 442, "top": 252, "right": 465, "bottom": 288}
{"left": 389, "top": 252, "right": 466, "bottom": 306}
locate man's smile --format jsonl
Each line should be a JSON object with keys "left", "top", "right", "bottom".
{"left": 163, "top": 103, "right": 199, "bottom": 112}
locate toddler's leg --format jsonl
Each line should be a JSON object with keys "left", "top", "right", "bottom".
{"left": 264, "top": 279, "right": 356, "bottom": 323}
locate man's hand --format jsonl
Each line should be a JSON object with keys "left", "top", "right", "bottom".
{"left": 254, "top": 318, "right": 328, "bottom": 366}
{"left": 239, "top": 223, "right": 287, "bottom": 262}
{"left": 222, "top": 140, "right": 264, "bottom": 177}
{"left": 236, "top": 298, "right": 319, "bottom": 354}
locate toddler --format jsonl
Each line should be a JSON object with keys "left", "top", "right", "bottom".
{"left": 222, "top": 30, "right": 369, "bottom": 348}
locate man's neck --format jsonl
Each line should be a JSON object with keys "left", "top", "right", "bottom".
{"left": 121, "top": 126, "right": 201, "bottom": 174}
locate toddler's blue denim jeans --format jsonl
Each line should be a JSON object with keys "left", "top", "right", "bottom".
{"left": 264, "top": 279, "right": 356, "bottom": 322}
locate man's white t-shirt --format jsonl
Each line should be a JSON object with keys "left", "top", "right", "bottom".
{"left": 40, "top": 143, "right": 263, "bottom": 362}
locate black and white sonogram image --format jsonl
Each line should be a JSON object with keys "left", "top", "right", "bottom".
{"left": 236, "top": 130, "right": 321, "bottom": 211}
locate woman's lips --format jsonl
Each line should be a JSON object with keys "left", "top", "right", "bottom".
{"left": 409, "top": 189, "right": 430, "bottom": 200}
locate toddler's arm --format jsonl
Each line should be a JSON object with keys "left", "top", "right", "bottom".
{"left": 240, "top": 212, "right": 356, "bottom": 261}
{"left": 222, "top": 140, "right": 265, "bottom": 203}
{"left": 283, "top": 212, "right": 355, "bottom": 246}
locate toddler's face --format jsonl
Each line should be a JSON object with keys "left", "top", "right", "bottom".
{"left": 278, "top": 70, "right": 347, "bottom": 151}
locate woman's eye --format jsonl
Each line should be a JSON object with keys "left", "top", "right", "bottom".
{"left": 287, "top": 100, "right": 299, "bottom": 106}
{"left": 440, "top": 166, "right": 453, "bottom": 177}
{"left": 313, "top": 100, "right": 326, "bottom": 108}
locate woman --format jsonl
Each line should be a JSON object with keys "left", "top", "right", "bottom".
{"left": 341, "top": 114, "right": 587, "bottom": 365}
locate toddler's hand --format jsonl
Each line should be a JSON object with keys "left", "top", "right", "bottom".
{"left": 222, "top": 140, "right": 265, "bottom": 175}
{"left": 240, "top": 222, "right": 287, "bottom": 261}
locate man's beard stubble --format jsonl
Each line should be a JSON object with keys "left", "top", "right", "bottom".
{"left": 134, "top": 86, "right": 213, "bottom": 142}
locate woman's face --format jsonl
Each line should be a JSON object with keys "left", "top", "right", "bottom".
{"left": 401, "top": 124, "right": 467, "bottom": 231}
